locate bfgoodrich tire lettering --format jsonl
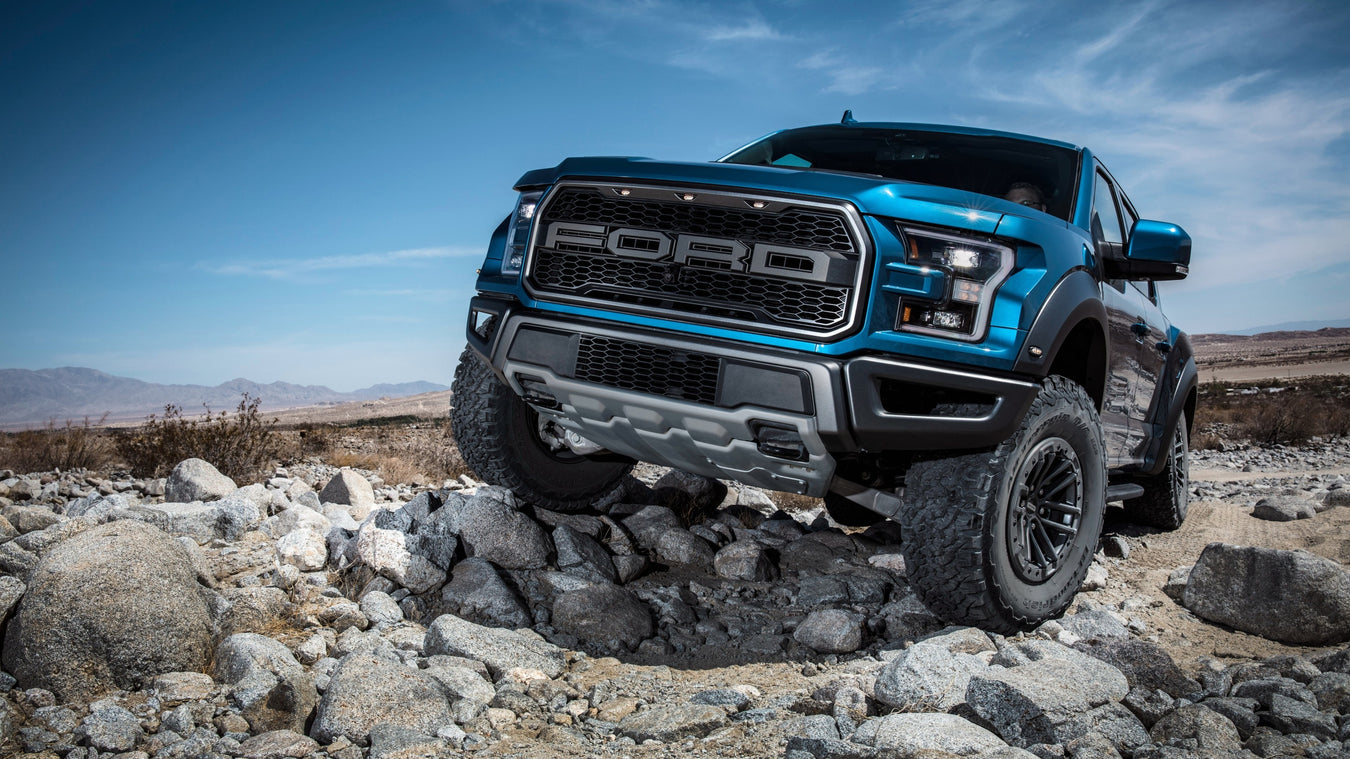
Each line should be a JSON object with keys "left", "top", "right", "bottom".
{"left": 899, "top": 376, "right": 1106, "bottom": 633}
{"left": 450, "top": 346, "right": 632, "bottom": 512}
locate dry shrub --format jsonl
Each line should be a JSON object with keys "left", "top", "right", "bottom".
{"left": 1191, "top": 430, "right": 1226, "bottom": 450}
{"left": 1198, "top": 377, "right": 1350, "bottom": 447}
{"left": 117, "top": 393, "right": 281, "bottom": 482}
{"left": 1240, "top": 396, "right": 1317, "bottom": 445}
{"left": 0, "top": 416, "right": 115, "bottom": 473}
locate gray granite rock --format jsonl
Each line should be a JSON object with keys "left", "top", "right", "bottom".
{"left": 854, "top": 712, "right": 1007, "bottom": 754}
{"left": 1147, "top": 703, "right": 1242, "bottom": 753}
{"left": 309, "top": 653, "right": 453, "bottom": 744}
{"left": 237, "top": 729, "right": 320, "bottom": 759}
{"left": 355, "top": 522, "right": 446, "bottom": 594}
{"left": 0, "top": 575, "right": 24, "bottom": 623}
{"left": 874, "top": 638, "right": 989, "bottom": 712}
{"left": 966, "top": 650, "right": 1129, "bottom": 747}
{"left": 655, "top": 527, "right": 716, "bottom": 570}
{"left": 713, "top": 540, "right": 776, "bottom": 581}
{"left": 553, "top": 524, "right": 617, "bottom": 584}
{"left": 1073, "top": 637, "right": 1202, "bottom": 698}
{"left": 424, "top": 613, "right": 566, "bottom": 677}
{"left": 164, "top": 458, "right": 237, "bottom": 503}
{"left": 794, "top": 609, "right": 864, "bottom": 654}
{"left": 553, "top": 583, "right": 653, "bottom": 650}
{"left": 438, "top": 487, "right": 552, "bottom": 569}
{"left": 1183, "top": 543, "right": 1350, "bottom": 645}
{"left": 621, "top": 505, "right": 683, "bottom": 552}
{"left": 618, "top": 703, "right": 728, "bottom": 742}
{"left": 2, "top": 521, "right": 216, "bottom": 701}
{"left": 215, "top": 632, "right": 318, "bottom": 734}
{"left": 438, "top": 557, "right": 531, "bottom": 629}
{"left": 75, "top": 705, "right": 142, "bottom": 752}
{"left": 1252, "top": 495, "right": 1317, "bottom": 522}
{"left": 319, "top": 470, "right": 376, "bottom": 520}
{"left": 359, "top": 590, "right": 404, "bottom": 628}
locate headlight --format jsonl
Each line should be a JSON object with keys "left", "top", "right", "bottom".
{"left": 500, "top": 190, "right": 543, "bottom": 277}
{"left": 895, "top": 226, "right": 1014, "bottom": 341}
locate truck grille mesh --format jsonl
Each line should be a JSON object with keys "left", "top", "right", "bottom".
{"left": 574, "top": 335, "right": 721, "bottom": 406}
{"left": 527, "top": 184, "right": 864, "bottom": 338}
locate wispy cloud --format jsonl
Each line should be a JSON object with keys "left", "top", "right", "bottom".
{"left": 703, "top": 19, "right": 784, "bottom": 42}
{"left": 205, "top": 246, "right": 481, "bottom": 280}
{"left": 799, "top": 51, "right": 888, "bottom": 96}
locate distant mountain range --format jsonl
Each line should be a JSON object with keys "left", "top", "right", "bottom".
{"left": 0, "top": 367, "right": 448, "bottom": 428}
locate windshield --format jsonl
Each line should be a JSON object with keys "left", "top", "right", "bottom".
{"left": 721, "top": 125, "right": 1079, "bottom": 221}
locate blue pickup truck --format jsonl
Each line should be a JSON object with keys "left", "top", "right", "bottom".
{"left": 451, "top": 115, "right": 1196, "bottom": 632}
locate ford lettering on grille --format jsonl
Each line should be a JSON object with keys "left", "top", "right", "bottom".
{"left": 524, "top": 183, "right": 868, "bottom": 339}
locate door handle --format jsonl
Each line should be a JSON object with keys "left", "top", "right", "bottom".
{"left": 1130, "top": 322, "right": 1150, "bottom": 338}
{"left": 1155, "top": 341, "right": 1172, "bottom": 354}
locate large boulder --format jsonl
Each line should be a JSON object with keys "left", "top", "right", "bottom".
{"left": 355, "top": 522, "right": 447, "bottom": 594}
{"left": 853, "top": 713, "right": 1007, "bottom": 754}
{"left": 966, "top": 644, "right": 1129, "bottom": 747}
{"left": 309, "top": 653, "right": 453, "bottom": 744}
{"left": 1183, "top": 543, "right": 1350, "bottom": 644}
{"left": 874, "top": 637, "right": 990, "bottom": 712}
{"left": 1, "top": 520, "right": 217, "bottom": 701}
{"left": 214, "top": 633, "right": 317, "bottom": 733}
{"left": 794, "top": 609, "right": 864, "bottom": 654}
{"left": 164, "top": 458, "right": 237, "bottom": 502}
{"left": 319, "top": 471, "right": 376, "bottom": 520}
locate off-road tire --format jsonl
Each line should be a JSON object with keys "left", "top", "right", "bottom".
{"left": 823, "top": 491, "right": 885, "bottom": 527}
{"left": 1125, "top": 419, "right": 1189, "bottom": 530}
{"left": 450, "top": 346, "right": 632, "bottom": 512}
{"left": 898, "top": 376, "right": 1106, "bottom": 633}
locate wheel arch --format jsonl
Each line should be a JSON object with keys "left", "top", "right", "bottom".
{"left": 1014, "top": 269, "right": 1109, "bottom": 411}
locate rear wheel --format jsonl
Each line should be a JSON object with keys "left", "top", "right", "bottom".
{"left": 1125, "top": 419, "right": 1189, "bottom": 530}
{"left": 898, "top": 376, "right": 1106, "bottom": 633}
{"left": 450, "top": 347, "right": 632, "bottom": 512}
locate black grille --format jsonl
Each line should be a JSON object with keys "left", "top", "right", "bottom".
{"left": 545, "top": 187, "right": 854, "bottom": 250}
{"left": 574, "top": 336, "right": 721, "bottom": 405}
{"left": 533, "top": 249, "right": 849, "bottom": 327}
{"left": 526, "top": 184, "right": 864, "bottom": 338}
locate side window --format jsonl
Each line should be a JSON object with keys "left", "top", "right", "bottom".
{"left": 1092, "top": 172, "right": 1124, "bottom": 255}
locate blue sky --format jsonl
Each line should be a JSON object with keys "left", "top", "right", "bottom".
{"left": 3, "top": 0, "right": 1348, "bottom": 390}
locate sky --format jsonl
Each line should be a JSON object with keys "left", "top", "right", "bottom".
{"left": 3, "top": 0, "right": 1349, "bottom": 390}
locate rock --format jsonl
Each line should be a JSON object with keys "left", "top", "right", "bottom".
{"left": 237, "top": 729, "right": 321, "bottom": 759}
{"left": 2, "top": 521, "right": 216, "bottom": 701}
{"left": 655, "top": 528, "right": 716, "bottom": 569}
{"left": 1196, "top": 697, "right": 1258, "bottom": 739}
{"left": 797, "top": 575, "right": 850, "bottom": 607}
{"left": 652, "top": 469, "right": 725, "bottom": 516}
{"left": 310, "top": 653, "right": 454, "bottom": 744}
{"left": 437, "top": 558, "right": 531, "bottom": 629}
{"left": 782, "top": 714, "right": 840, "bottom": 741}
{"left": 874, "top": 637, "right": 990, "bottom": 712}
{"left": 1080, "top": 563, "right": 1108, "bottom": 591}
{"left": 65, "top": 493, "right": 133, "bottom": 522}
{"left": 853, "top": 712, "right": 1007, "bottom": 754}
{"left": 4, "top": 505, "right": 62, "bottom": 533}
{"left": 1147, "top": 703, "right": 1242, "bottom": 753}
{"left": 153, "top": 671, "right": 216, "bottom": 702}
{"left": 0, "top": 541, "right": 38, "bottom": 576}
{"left": 1072, "top": 638, "right": 1201, "bottom": 698}
{"left": 1161, "top": 566, "right": 1190, "bottom": 602}
{"left": 1052, "top": 702, "right": 1150, "bottom": 755}
{"left": 276, "top": 528, "right": 327, "bottom": 571}
{"left": 713, "top": 540, "right": 776, "bottom": 581}
{"left": 622, "top": 505, "right": 683, "bottom": 552}
{"left": 355, "top": 523, "right": 446, "bottom": 594}
{"left": 0, "top": 575, "right": 24, "bottom": 622}
{"left": 424, "top": 613, "right": 566, "bottom": 678}
{"left": 552, "top": 584, "right": 653, "bottom": 650}
{"left": 319, "top": 470, "right": 376, "bottom": 520}
{"left": 1182, "top": 543, "right": 1350, "bottom": 644}
{"left": 262, "top": 505, "right": 331, "bottom": 540}
{"left": 359, "top": 591, "right": 404, "bottom": 628}
{"left": 164, "top": 458, "right": 237, "bottom": 502}
{"left": 879, "top": 594, "right": 946, "bottom": 641}
{"left": 1310, "top": 671, "right": 1350, "bottom": 712}
{"left": 215, "top": 633, "right": 318, "bottom": 733}
{"left": 75, "top": 704, "right": 142, "bottom": 752}
{"left": 439, "top": 487, "right": 553, "bottom": 569}
{"left": 220, "top": 586, "right": 289, "bottom": 634}
{"left": 423, "top": 664, "right": 494, "bottom": 705}
{"left": 553, "top": 524, "right": 617, "bottom": 584}
{"left": 617, "top": 703, "right": 728, "bottom": 742}
{"left": 1252, "top": 495, "right": 1317, "bottom": 521}
{"left": 368, "top": 723, "right": 445, "bottom": 758}
{"left": 966, "top": 649, "right": 1129, "bottom": 747}
{"left": 794, "top": 609, "right": 864, "bottom": 654}
{"left": 1263, "top": 692, "right": 1338, "bottom": 738}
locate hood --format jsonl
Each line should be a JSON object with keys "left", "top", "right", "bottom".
{"left": 516, "top": 157, "right": 1014, "bottom": 235}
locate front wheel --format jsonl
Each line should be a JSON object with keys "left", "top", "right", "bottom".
{"left": 1126, "top": 419, "right": 1189, "bottom": 530}
{"left": 898, "top": 376, "right": 1106, "bottom": 633}
{"left": 450, "top": 347, "right": 632, "bottom": 512}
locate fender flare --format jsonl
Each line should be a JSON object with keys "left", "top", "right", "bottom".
{"left": 1012, "top": 269, "right": 1108, "bottom": 384}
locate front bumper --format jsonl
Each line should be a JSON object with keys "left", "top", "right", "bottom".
{"left": 465, "top": 295, "right": 1038, "bottom": 497}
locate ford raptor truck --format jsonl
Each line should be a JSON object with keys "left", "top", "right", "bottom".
{"left": 451, "top": 116, "right": 1196, "bottom": 632}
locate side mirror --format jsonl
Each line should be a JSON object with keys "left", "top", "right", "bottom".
{"left": 1106, "top": 220, "right": 1191, "bottom": 281}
